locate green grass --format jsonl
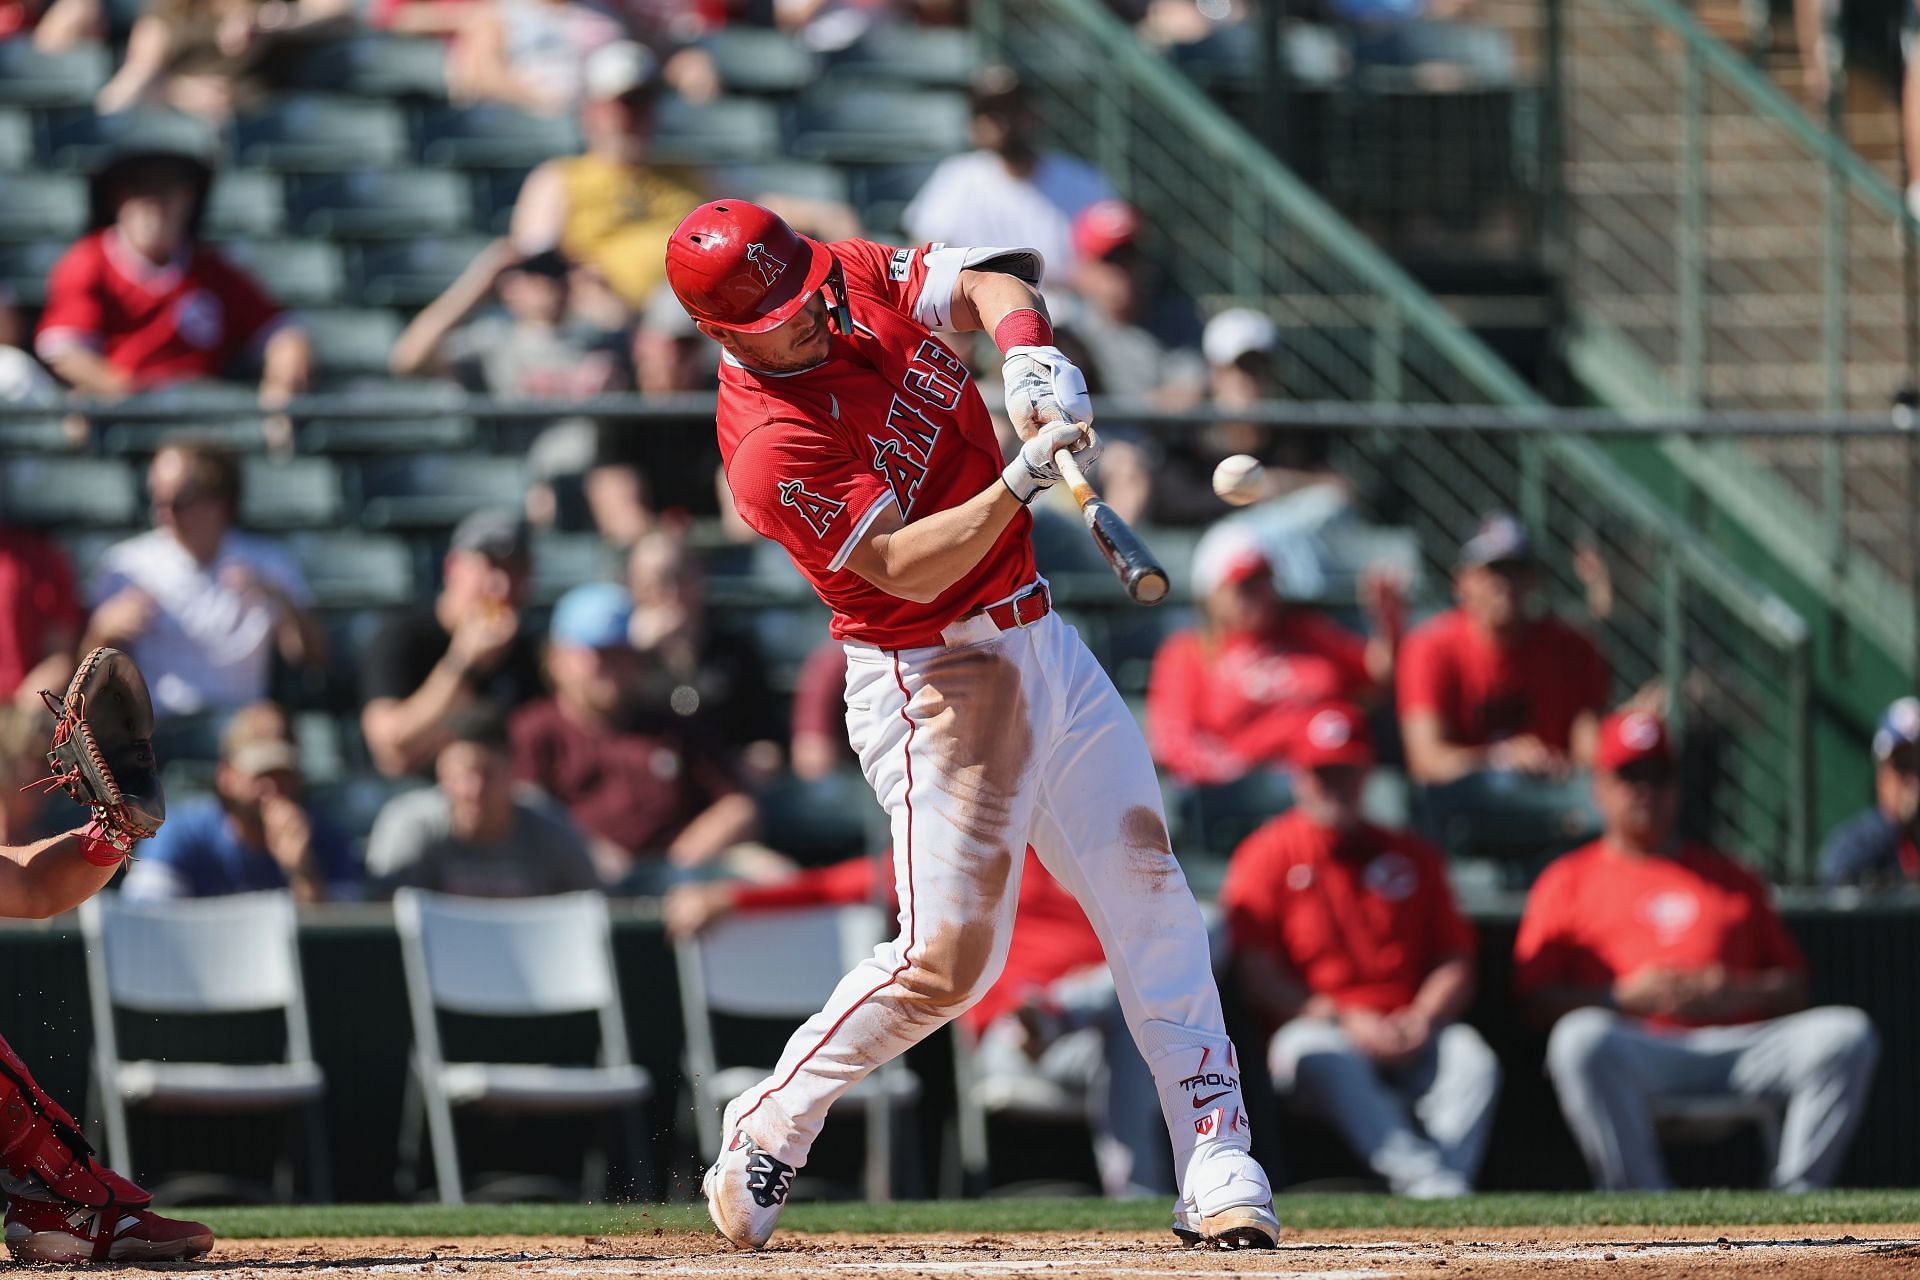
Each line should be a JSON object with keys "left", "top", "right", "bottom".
{"left": 192, "top": 1191, "right": 1920, "bottom": 1240}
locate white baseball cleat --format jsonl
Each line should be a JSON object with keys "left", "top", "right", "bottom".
{"left": 1170, "top": 1141, "right": 1280, "bottom": 1250}
{"left": 703, "top": 1127, "right": 796, "bottom": 1251}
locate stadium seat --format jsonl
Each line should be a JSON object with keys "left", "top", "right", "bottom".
{"left": 289, "top": 170, "right": 473, "bottom": 238}
{"left": 299, "top": 378, "right": 476, "bottom": 452}
{"left": 835, "top": 26, "right": 979, "bottom": 89}
{"left": 240, "top": 456, "right": 344, "bottom": 529}
{"left": 651, "top": 94, "right": 784, "bottom": 165}
{"left": 0, "top": 417, "right": 76, "bottom": 454}
{"left": 0, "top": 239, "right": 68, "bottom": 305}
{"left": 2, "top": 457, "right": 139, "bottom": 526}
{"left": 353, "top": 234, "right": 495, "bottom": 307}
{"left": 414, "top": 103, "right": 580, "bottom": 169}
{"left": 527, "top": 531, "right": 616, "bottom": 605}
{"left": 847, "top": 158, "right": 939, "bottom": 233}
{"left": 39, "top": 107, "right": 218, "bottom": 174}
{"left": 291, "top": 710, "right": 354, "bottom": 784}
{"left": 0, "top": 174, "right": 85, "bottom": 240}
{"left": 99, "top": 417, "right": 270, "bottom": 457}
{"left": 234, "top": 96, "right": 407, "bottom": 170}
{"left": 708, "top": 160, "right": 851, "bottom": 206}
{"left": 0, "top": 42, "right": 110, "bottom": 107}
{"left": 299, "top": 307, "right": 405, "bottom": 377}
{"left": 794, "top": 87, "right": 970, "bottom": 163}
{"left": 470, "top": 168, "right": 530, "bottom": 234}
{"left": 355, "top": 453, "right": 528, "bottom": 528}
{"left": 202, "top": 171, "right": 288, "bottom": 238}
{"left": 0, "top": 108, "right": 32, "bottom": 169}
{"left": 702, "top": 28, "right": 821, "bottom": 95}
{"left": 286, "top": 34, "right": 448, "bottom": 98}
{"left": 214, "top": 238, "right": 347, "bottom": 307}
{"left": 286, "top": 530, "right": 416, "bottom": 606}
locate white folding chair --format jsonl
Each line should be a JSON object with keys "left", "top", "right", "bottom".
{"left": 675, "top": 903, "right": 921, "bottom": 1200}
{"left": 950, "top": 1021, "right": 1096, "bottom": 1195}
{"left": 392, "top": 889, "right": 652, "bottom": 1205}
{"left": 78, "top": 891, "right": 329, "bottom": 1202}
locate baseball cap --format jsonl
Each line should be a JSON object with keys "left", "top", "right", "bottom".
{"left": 507, "top": 249, "right": 571, "bottom": 280}
{"left": 450, "top": 508, "right": 529, "bottom": 562}
{"left": 221, "top": 703, "right": 301, "bottom": 777}
{"left": 1872, "top": 696, "right": 1920, "bottom": 763}
{"left": 1457, "top": 511, "right": 1535, "bottom": 569}
{"left": 585, "top": 40, "right": 658, "bottom": 102}
{"left": 1595, "top": 710, "right": 1671, "bottom": 774}
{"left": 551, "top": 581, "right": 633, "bottom": 650}
{"left": 1072, "top": 200, "right": 1142, "bottom": 262}
{"left": 1218, "top": 544, "right": 1273, "bottom": 588}
{"left": 1293, "top": 704, "right": 1375, "bottom": 770}
{"left": 1203, "top": 308, "right": 1278, "bottom": 367}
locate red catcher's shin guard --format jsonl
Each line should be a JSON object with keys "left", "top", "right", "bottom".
{"left": 0, "top": 1033, "right": 148, "bottom": 1210}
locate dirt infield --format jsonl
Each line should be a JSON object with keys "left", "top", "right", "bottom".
{"left": 19, "top": 1224, "right": 1920, "bottom": 1278}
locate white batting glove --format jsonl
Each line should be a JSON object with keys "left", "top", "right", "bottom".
{"left": 1003, "top": 344, "right": 1097, "bottom": 455}
{"left": 1001, "top": 421, "right": 1097, "bottom": 504}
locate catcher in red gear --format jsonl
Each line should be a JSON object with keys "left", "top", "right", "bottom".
{"left": 0, "top": 648, "right": 213, "bottom": 1263}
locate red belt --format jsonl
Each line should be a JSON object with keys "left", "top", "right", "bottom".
{"left": 891, "top": 583, "right": 1051, "bottom": 650}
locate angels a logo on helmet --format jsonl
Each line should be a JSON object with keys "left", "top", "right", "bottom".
{"left": 744, "top": 243, "right": 787, "bottom": 288}
{"left": 778, "top": 479, "right": 846, "bottom": 538}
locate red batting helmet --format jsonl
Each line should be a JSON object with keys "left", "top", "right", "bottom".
{"left": 665, "top": 199, "right": 837, "bottom": 334}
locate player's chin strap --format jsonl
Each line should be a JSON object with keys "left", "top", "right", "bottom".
{"left": 822, "top": 260, "right": 851, "bottom": 336}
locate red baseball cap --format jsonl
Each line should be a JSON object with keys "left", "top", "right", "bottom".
{"left": 1072, "top": 200, "right": 1142, "bottom": 262}
{"left": 1218, "top": 545, "right": 1272, "bottom": 587}
{"left": 1293, "top": 704, "right": 1375, "bottom": 770}
{"left": 1595, "top": 709, "right": 1671, "bottom": 773}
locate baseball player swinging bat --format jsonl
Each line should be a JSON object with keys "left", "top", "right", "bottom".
{"left": 1051, "top": 439, "right": 1169, "bottom": 606}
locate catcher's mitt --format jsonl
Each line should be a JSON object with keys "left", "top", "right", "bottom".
{"left": 37, "top": 647, "right": 164, "bottom": 853}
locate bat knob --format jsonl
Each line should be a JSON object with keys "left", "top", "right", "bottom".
{"left": 1130, "top": 568, "right": 1170, "bottom": 606}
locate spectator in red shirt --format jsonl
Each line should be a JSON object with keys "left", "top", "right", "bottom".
{"left": 0, "top": 526, "right": 81, "bottom": 706}
{"left": 1515, "top": 711, "right": 1878, "bottom": 1191}
{"left": 666, "top": 848, "right": 1172, "bottom": 1196}
{"left": 35, "top": 148, "right": 311, "bottom": 404}
{"left": 1148, "top": 539, "right": 1397, "bottom": 787}
{"left": 511, "top": 582, "right": 759, "bottom": 889}
{"left": 1222, "top": 703, "right": 1498, "bottom": 1197}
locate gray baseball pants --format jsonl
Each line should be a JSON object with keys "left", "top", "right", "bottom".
{"left": 1544, "top": 1005, "right": 1879, "bottom": 1191}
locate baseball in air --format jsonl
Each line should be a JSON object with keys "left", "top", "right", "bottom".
{"left": 1212, "top": 454, "right": 1266, "bottom": 506}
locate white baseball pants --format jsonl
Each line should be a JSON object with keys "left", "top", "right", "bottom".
{"left": 724, "top": 607, "right": 1249, "bottom": 1185}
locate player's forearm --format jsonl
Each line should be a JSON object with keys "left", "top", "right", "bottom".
{"left": 950, "top": 270, "right": 1049, "bottom": 337}
{"left": 0, "top": 828, "right": 120, "bottom": 920}
{"left": 1408, "top": 955, "right": 1476, "bottom": 1026}
{"left": 854, "top": 485, "right": 1025, "bottom": 604}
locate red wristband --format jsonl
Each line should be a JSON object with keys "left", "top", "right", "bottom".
{"left": 78, "top": 821, "right": 128, "bottom": 867}
{"left": 993, "top": 308, "right": 1053, "bottom": 353}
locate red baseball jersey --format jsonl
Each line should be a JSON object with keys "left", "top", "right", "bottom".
{"left": 1512, "top": 839, "right": 1805, "bottom": 1028}
{"left": 0, "top": 528, "right": 82, "bottom": 700}
{"left": 36, "top": 230, "right": 286, "bottom": 391}
{"left": 1146, "top": 612, "right": 1372, "bottom": 785}
{"left": 1220, "top": 810, "right": 1475, "bottom": 1020}
{"left": 1396, "top": 607, "right": 1609, "bottom": 752}
{"left": 716, "top": 238, "right": 1038, "bottom": 648}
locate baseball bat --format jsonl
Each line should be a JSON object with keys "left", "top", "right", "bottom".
{"left": 1053, "top": 444, "right": 1170, "bottom": 606}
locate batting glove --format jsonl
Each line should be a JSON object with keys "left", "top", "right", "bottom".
{"left": 1003, "top": 345, "right": 1098, "bottom": 459}
{"left": 1001, "top": 421, "right": 1097, "bottom": 504}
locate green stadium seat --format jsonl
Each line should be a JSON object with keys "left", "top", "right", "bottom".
{"left": 355, "top": 453, "right": 528, "bottom": 528}
{"left": 287, "top": 34, "right": 448, "bottom": 98}
{"left": 702, "top": 28, "right": 821, "bottom": 95}
{"left": 300, "top": 307, "right": 404, "bottom": 377}
{"left": 794, "top": 87, "right": 969, "bottom": 163}
{"left": 527, "top": 531, "right": 616, "bottom": 605}
{"left": 2, "top": 457, "right": 139, "bottom": 526}
{"left": 0, "top": 240, "right": 68, "bottom": 305}
{"left": 291, "top": 710, "right": 355, "bottom": 784}
{"left": 98, "top": 417, "right": 269, "bottom": 456}
{"left": 471, "top": 168, "right": 530, "bottom": 233}
{"left": 290, "top": 169, "right": 472, "bottom": 238}
{"left": 352, "top": 234, "right": 493, "bottom": 307}
{"left": 240, "top": 456, "right": 345, "bottom": 529}
{"left": 0, "top": 418, "right": 75, "bottom": 454}
{"left": 234, "top": 96, "right": 407, "bottom": 170}
{"left": 299, "top": 378, "right": 476, "bottom": 452}
{"left": 214, "top": 238, "right": 347, "bottom": 306}
{"left": 651, "top": 94, "right": 783, "bottom": 165}
{"left": 709, "top": 160, "right": 850, "bottom": 206}
{"left": 415, "top": 103, "right": 580, "bottom": 169}
{"left": 0, "top": 43, "right": 110, "bottom": 107}
{"left": 847, "top": 159, "right": 937, "bottom": 237}
{"left": 40, "top": 107, "right": 217, "bottom": 173}
{"left": 0, "top": 174, "right": 85, "bottom": 240}
{"left": 834, "top": 26, "right": 979, "bottom": 89}
{"left": 0, "top": 108, "right": 32, "bottom": 169}
{"left": 202, "top": 171, "right": 288, "bottom": 238}
{"left": 287, "top": 530, "right": 417, "bottom": 606}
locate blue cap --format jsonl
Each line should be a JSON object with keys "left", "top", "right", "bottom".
{"left": 1873, "top": 696, "right": 1920, "bottom": 762}
{"left": 550, "top": 582, "right": 632, "bottom": 650}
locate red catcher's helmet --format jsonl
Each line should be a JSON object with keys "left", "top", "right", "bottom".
{"left": 665, "top": 199, "right": 835, "bottom": 334}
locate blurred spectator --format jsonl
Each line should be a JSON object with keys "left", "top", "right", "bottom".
{"left": 0, "top": 285, "right": 60, "bottom": 405}
{"left": 511, "top": 582, "right": 758, "bottom": 888}
{"left": 35, "top": 147, "right": 311, "bottom": 404}
{"left": 1515, "top": 711, "right": 1879, "bottom": 1191}
{"left": 361, "top": 509, "right": 544, "bottom": 778}
{"left": 666, "top": 848, "right": 1171, "bottom": 1196}
{"left": 902, "top": 65, "right": 1114, "bottom": 285}
{"left": 367, "top": 0, "right": 474, "bottom": 38}
{"left": 0, "top": 523, "right": 81, "bottom": 706}
{"left": 1057, "top": 200, "right": 1204, "bottom": 404}
{"left": 1, "top": 0, "right": 106, "bottom": 46}
{"left": 0, "top": 705, "right": 57, "bottom": 844}
{"left": 626, "top": 530, "right": 780, "bottom": 753}
{"left": 364, "top": 704, "right": 599, "bottom": 897}
{"left": 122, "top": 701, "right": 358, "bottom": 902}
{"left": 633, "top": 281, "right": 719, "bottom": 396}
{"left": 524, "top": 416, "right": 659, "bottom": 546}
{"left": 1222, "top": 704, "right": 1496, "bottom": 1198}
{"left": 1820, "top": 696, "right": 1920, "bottom": 888}
{"left": 95, "top": 0, "right": 352, "bottom": 121}
{"left": 446, "top": 0, "right": 625, "bottom": 115}
{"left": 789, "top": 636, "right": 848, "bottom": 781}
{"left": 1202, "top": 308, "right": 1340, "bottom": 492}
{"left": 510, "top": 41, "right": 704, "bottom": 311}
{"left": 86, "top": 442, "right": 324, "bottom": 718}
{"left": 1398, "top": 513, "right": 1607, "bottom": 784}
{"left": 1147, "top": 540, "right": 1397, "bottom": 787}
{"left": 1332, "top": 0, "right": 1514, "bottom": 88}
{"left": 389, "top": 242, "right": 631, "bottom": 395}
